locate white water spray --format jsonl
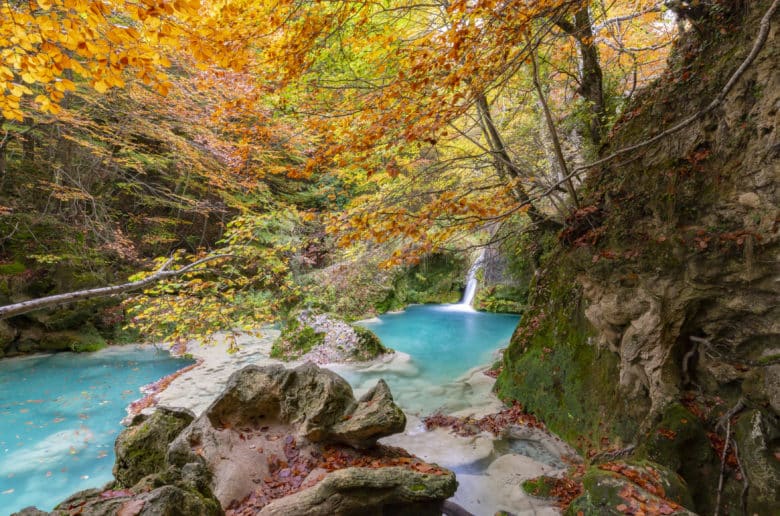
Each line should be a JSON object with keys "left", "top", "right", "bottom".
{"left": 457, "top": 251, "right": 485, "bottom": 307}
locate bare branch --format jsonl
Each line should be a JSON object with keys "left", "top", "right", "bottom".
{"left": 536, "top": 0, "right": 779, "bottom": 202}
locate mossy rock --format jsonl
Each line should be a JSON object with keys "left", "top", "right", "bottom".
{"left": 350, "top": 325, "right": 389, "bottom": 361}
{"left": 733, "top": 409, "right": 780, "bottom": 515}
{"left": 566, "top": 462, "right": 696, "bottom": 516}
{"left": 522, "top": 476, "right": 559, "bottom": 499}
{"left": 270, "top": 319, "right": 325, "bottom": 360}
{"left": 495, "top": 264, "right": 644, "bottom": 450}
{"left": 113, "top": 406, "right": 195, "bottom": 488}
{"left": 637, "top": 403, "right": 720, "bottom": 514}
{"left": 39, "top": 325, "right": 107, "bottom": 353}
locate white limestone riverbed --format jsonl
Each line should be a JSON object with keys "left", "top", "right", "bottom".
{"left": 146, "top": 331, "right": 576, "bottom": 516}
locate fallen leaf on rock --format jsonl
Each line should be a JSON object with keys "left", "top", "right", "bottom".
{"left": 117, "top": 498, "right": 145, "bottom": 516}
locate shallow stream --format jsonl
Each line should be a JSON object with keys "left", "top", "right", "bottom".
{"left": 0, "top": 347, "right": 193, "bottom": 514}
{"left": 0, "top": 304, "right": 559, "bottom": 515}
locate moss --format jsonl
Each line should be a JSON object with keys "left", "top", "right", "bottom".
{"left": 350, "top": 325, "right": 390, "bottom": 360}
{"left": 0, "top": 261, "right": 26, "bottom": 275}
{"left": 271, "top": 319, "right": 326, "bottom": 360}
{"left": 636, "top": 403, "right": 720, "bottom": 514}
{"left": 410, "top": 484, "right": 426, "bottom": 492}
{"left": 495, "top": 262, "right": 644, "bottom": 452}
{"left": 114, "top": 408, "right": 194, "bottom": 488}
{"left": 522, "top": 476, "right": 557, "bottom": 498}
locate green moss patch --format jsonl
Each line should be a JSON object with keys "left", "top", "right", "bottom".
{"left": 271, "top": 319, "right": 325, "bottom": 360}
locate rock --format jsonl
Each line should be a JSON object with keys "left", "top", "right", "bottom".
{"left": 737, "top": 192, "right": 761, "bottom": 208}
{"left": 329, "top": 379, "right": 406, "bottom": 449}
{"left": 258, "top": 466, "right": 457, "bottom": 516}
{"left": 271, "top": 311, "right": 391, "bottom": 364}
{"left": 566, "top": 462, "right": 696, "bottom": 516}
{"left": 114, "top": 406, "right": 195, "bottom": 487}
{"left": 39, "top": 325, "right": 106, "bottom": 352}
{"left": 203, "top": 363, "right": 404, "bottom": 447}
{"left": 25, "top": 484, "right": 221, "bottom": 516}
{"left": 734, "top": 409, "right": 780, "bottom": 514}
{"left": 169, "top": 363, "right": 409, "bottom": 506}
{"left": 0, "top": 319, "right": 17, "bottom": 349}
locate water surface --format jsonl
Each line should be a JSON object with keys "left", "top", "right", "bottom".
{"left": 0, "top": 346, "right": 192, "bottom": 514}
{"left": 338, "top": 305, "right": 519, "bottom": 414}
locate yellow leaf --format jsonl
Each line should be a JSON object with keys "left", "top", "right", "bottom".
{"left": 93, "top": 80, "right": 108, "bottom": 93}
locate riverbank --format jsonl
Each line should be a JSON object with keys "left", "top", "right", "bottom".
{"left": 144, "top": 329, "right": 577, "bottom": 515}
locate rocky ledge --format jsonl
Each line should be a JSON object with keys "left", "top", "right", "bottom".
{"left": 14, "top": 363, "right": 456, "bottom": 515}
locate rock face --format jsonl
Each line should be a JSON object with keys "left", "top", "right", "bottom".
{"left": 496, "top": 1, "right": 779, "bottom": 513}
{"left": 271, "top": 310, "right": 390, "bottom": 363}
{"left": 17, "top": 363, "right": 453, "bottom": 516}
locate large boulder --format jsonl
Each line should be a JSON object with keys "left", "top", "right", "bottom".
{"left": 168, "top": 363, "right": 408, "bottom": 506}
{"left": 201, "top": 363, "right": 404, "bottom": 448}
{"left": 114, "top": 406, "right": 195, "bottom": 487}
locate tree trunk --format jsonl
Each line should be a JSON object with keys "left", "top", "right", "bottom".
{"left": 474, "top": 92, "right": 549, "bottom": 225}
{"left": 556, "top": 6, "right": 607, "bottom": 147}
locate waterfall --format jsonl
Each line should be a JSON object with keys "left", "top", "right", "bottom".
{"left": 458, "top": 251, "right": 485, "bottom": 307}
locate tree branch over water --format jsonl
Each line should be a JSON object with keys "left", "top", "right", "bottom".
{"left": 0, "top": 254, "right": 233, "bottom": 320}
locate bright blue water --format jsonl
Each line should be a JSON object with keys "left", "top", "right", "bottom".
{"left": 0, "top": 347, "right": 193, "bottom": 514}
{"left": 341, "top": 305, "right": 520, "bottom": 414}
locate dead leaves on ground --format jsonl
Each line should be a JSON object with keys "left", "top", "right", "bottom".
{"left": 423, "top": 401, "right": 544, "bottom": 437}
{"left": 599, "top": 462, "right": 684, "bottom": 515}
{"left": 226, "top": 437, "right": 448, "bottom": 515}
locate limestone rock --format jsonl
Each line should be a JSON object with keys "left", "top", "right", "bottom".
{"left": 203, "top": 363, "right": 404, "bottom": 447}
{"left": 24, "top": 484, "right": 222, "bottom": 516}
{"left": 258, "top": 466, "right": 457, "bottom": 516}
{"left": 329, "top": 379, "right": 406, "bottom": 449}
{"left": 566, "top": 462, "right": 696, "bottom": 516}
{"left": 734, "top": 409, "right": 780, "bottom": 514}
{"left": 114, "top": 406, "right": 195, "bottom": 487}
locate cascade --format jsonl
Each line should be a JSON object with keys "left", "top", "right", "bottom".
{"left": 457, "top": 251, "right": 484, "bottom": 307}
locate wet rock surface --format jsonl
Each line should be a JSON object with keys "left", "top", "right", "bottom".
{"left": 16, "top": 363, "right": 454, "bottom": 516}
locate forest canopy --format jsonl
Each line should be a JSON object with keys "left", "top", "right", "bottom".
{"left": 0, "top": 0, "right": 708, "bottom": 342}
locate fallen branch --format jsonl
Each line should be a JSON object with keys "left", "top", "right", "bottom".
{"left": 0, "top": 254, "right": 233, "bottom": 320}
{"left": 717, "top": 397, "right": 746, "bottom": 434}
{"left": 714, "top": 418, "right": 731, "bottom": 516}
{"left": 682, "top": 338, "right": 699, "bottom": 386}
{"left": 731, "top": 436, "right": 749, "bottom": 516}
